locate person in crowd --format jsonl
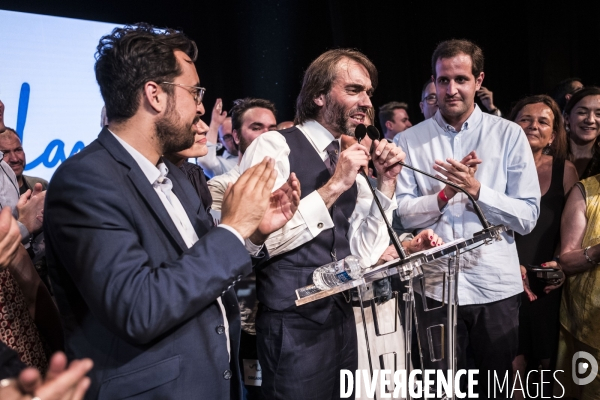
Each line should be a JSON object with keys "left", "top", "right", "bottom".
{"left": 197, "top": 98, "right": 238, "bottom": 178}
{"left": 0, "top": 102, "right": 61, "bottom": 369}
{"left": 340, "top": 107, "right": 442, "bottom": 400}
{"left": 378, "top": 101, "right": 411, "bottom": 142}
{"left": 553, "top": 168, "right": 600, "bottom": 398}
{"left": 379, "top": 101, "right": 412, "bottom": 141}
{"left": 0, "top": 100, "right": 45, "bottom": 248}
{"left": 207, "top": 97, "right": 278, "bottom": 217}
{"left": 0, "top": 128, "right": 48, "bottom": 195}
{"left": 551, "top": 77, "right": 584, "bottom": 112}
{"left": 564, "top": 86, "right": 600, "bottom": 179}
{"left": 197, "top": 97, "right": 278, "bottom": 400}
{"left": 476, "top": 86, "right": 503, "bottom": 116}
{"left": 508, "top": 95, "right": 578, "bottom": 398}
{"left": 239, "top": 48, "right": 407, "bottom": 400}
{"left": 396, "top": 39, "right": 540, "bottom": 398}
{"left": 0, "top": 210, "right": 90, "bottom": 400}
{"left": 44, "top": 23, "right": 300, "bottom": 399}
{"left": 0, "top": 199, "right": 63, "bottom": 373}
{"left": 165, "top": 117, "right": 213, "bottom": 215}
{"left": 419, "top": 79, "right": 438, "bottom": 120}
{"left": 0, "top": 127, "right": 51, "bottom": 292}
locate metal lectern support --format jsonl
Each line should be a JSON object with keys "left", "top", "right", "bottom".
{"left": 446, "top": 248, "right": 461, "bottom": 400}
{"left": 357, "top": 283, "right": 377, "bottom": 400}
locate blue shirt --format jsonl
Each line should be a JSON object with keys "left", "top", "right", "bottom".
{"left": 395, "top": 105, "right": 540, "bottom": 305}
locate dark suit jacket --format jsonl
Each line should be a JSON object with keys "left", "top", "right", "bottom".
{"left": 44, "top": 128, "right": 258, "bottom": 399}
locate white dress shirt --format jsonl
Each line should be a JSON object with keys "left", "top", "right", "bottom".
{"left": 395, "top": 106, "right": 541, "bottom": 305}
{"left": 196, "top": 143, "right": 238, "bottom": 179}
{"left": 239, "top": 120, "right": 397, "bottom": 266}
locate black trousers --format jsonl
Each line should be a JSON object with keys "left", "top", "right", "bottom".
{"left": 256, "top": 302, "right": 357, "bottom": 400}
{"left": 414, "top": 292, "right": 520, "bottom": 400}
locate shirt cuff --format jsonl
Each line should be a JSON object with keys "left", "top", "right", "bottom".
{"left": 298, "top": 190, "right": 334, "bottom": 237}
{"left": 218, "top": 224, "right": 264, "bottom": 256}
{"left": 218, "top": 224, "right": 244, "bottom": 244}
{"left": 400, "top": 233, "right": 414, "bottom": 242}
{"left": 476, "top": 184, "right": 492, "bottom": 204}
{"left": 244, "top": 237, "right": 264, "bottom": 256}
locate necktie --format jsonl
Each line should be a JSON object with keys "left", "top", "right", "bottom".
{"left": 324, "top": 140, "right": 339, "bottom": 176}
{"left": 154, "top": 163, "right": 174, "bottom": 203}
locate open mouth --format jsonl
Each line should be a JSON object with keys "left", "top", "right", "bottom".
{"left": 350, "top": 114, "right": 365, "bottom": 124}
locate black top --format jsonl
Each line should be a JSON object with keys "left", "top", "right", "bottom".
{"left": 0, "top": 340, "right": 26, "bottom": 380}
{"left": 178, "top": 161, "right": 213, "bottom": 213}
{"left": 515, "top": 159, "right": 565, "bottom": 297}
{"left": 581, "top": 146, "right": 600, "bottom": 180}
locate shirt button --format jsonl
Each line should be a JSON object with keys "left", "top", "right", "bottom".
{"left": 237, "top": 275, "right": 242, "bottom": 282}
{"left": 216, "top": 325, "right": 225, "bottom": 335}
{"left": 223, "top": 369, "right": 232, "bottom": 380}
{"left": 317, "top": 222, "right": 323, "bottom": 229}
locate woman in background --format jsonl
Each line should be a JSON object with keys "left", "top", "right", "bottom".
{"left": 564, "top": 87, "right": 600, "bottom": 179}
{"left": 554, "top": 88, "right": 600, "bottom": 399}
{"left": 509, "top": 95, "right": 578, "bottom": 397}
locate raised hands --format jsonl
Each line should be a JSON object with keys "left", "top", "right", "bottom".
{"left": 221, "top": 157, "right": 278, "bottom": 239}
{"left": 210, "top": 98, "right": 228, "bottom": 127}
{"left": 252, "top": 172, "right": 301, "bottom": 244}
{"left": 434, "top": 150, "right": 483, "bottom": 200}
{"left": 330, "top": 143, "right": 370, "bottom": 192}
{"left": 205, "top": 98, "right": 228, "bottom": 145}
{"left": 371, "top": 139, "right": 406, "bottom": 181}
{"left": 0, "top": 351, "right": 92, "bottom": 400}
{"left": 17, "top": 182, "right": 45, "bottom": 235}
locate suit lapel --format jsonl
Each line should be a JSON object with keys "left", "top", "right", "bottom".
{"left": 97, "top": 129, "right": 189, "bottom": 252}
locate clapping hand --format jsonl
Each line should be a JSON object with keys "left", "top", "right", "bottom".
{"left": 0, "top": 352, "right": 93, "bottom": 400}
{"left": 433, "top": 150, "right": 482, "bottom": 199}
{"left": 253, "top": 172, "right": 301, "bottom": 243}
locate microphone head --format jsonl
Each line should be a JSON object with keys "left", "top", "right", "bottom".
{"left": 355, "top": 124, "right": 367, "bottom": 143}
{"left": 366, "top": 125, "right": 381, "bottom": 141}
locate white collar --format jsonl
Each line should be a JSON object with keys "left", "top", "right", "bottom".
{"left": 297, "top": 120, "right": 339, "bottom": 153}
{"left": 109, "top": 130, "right": 161, "bottom": 184}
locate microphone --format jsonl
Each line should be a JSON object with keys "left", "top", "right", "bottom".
{"left": 366, "top": 125, "right": 381, "bottom": 141}
{"left": 366, "top": 125, "right": 492, "bottom": 232}
{"left": 354, "top": 124, "right": 408, "bottom": 259}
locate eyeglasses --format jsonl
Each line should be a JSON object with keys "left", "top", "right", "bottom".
{"left": 423, "top": 94, "right": 437, "bottom": 105}
{"left": 161, "top": 82, "right": 206, "bottom": 105}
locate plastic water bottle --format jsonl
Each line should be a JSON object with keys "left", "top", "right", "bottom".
{"left": 312, "top": 255, "right": 366, "bottom": 290}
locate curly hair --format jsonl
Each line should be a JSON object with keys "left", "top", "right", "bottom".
{"left": 95, "top": 23, "right": 198, "bottom": 122}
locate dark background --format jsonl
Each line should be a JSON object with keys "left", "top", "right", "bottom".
{"left": 3, "top": 0, "right": 599, "bottom": 126}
